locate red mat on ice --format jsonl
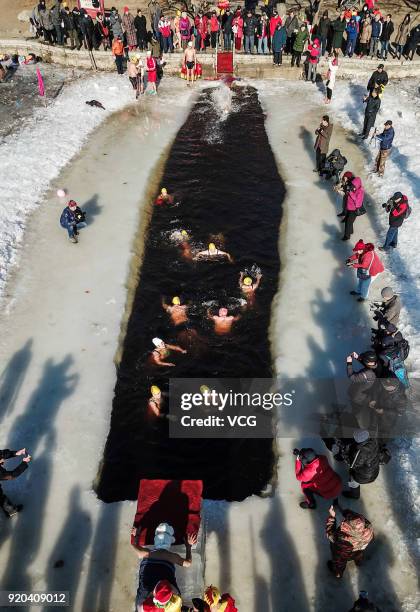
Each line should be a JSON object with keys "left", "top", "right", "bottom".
{"left": 217, "top": 51, "right": 234, "bottom": 74}
{"left": 131, "top": 479, "right": 203, "bottom": 546}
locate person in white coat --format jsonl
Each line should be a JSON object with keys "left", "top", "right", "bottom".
{"left": 325, "top": 56, "right": 338, "bottom": 104}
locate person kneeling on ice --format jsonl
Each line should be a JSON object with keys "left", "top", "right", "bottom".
{"left": 0, "top": 447, "right": 31, "bottom": 518}
{"left": 379, "top": 192, "right": 411, "bottom": 252}
{"left": 346, "top": 240, "right": 384, "bottom": 302}
{"left": 132, "top": 521, "right": 197, "bottom": 610}
{"left": 150, "top": 337, "right": 186, "bottom": 367}
{"left": 60, "top": 200, "right": 87, "bottom": 244}
{"left": 155, "top": 187, "right": 174, "bottom": 206}
{"left": 195, "top": 243, "right": 233, "bottom": 262}
{"left": 326, "top": 503, "right": 374, "bottom": 579}
{"left": 293, "top": 447, "right": 342, "bottom": 510}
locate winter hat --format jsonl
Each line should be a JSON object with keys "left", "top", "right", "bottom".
{"left": 353, "top": 239, "right": 365, "bottom": 252}
{"left": 154, "top": 523, "right": 175, "bottom": 550}
{"left": 364, "top": 242, "right": 375, "bottom": 252}
{"left": 153, "top": 580, "right": 174, "bottom": 605}
{"left": 123, "top": 6, "right": 129, "bottom": 12}
{"left": 152, "top": 337, "right": 164, "bottom": 347}
{"left": 343, "top": 171, "right": 354, "bottom": 180}
{"left": 299, "top": 448, "right": 317, "bottom": 465}
{"left": 377, "top": 63, "right": 384, "bottom": 69}
{"left": 68, "top": 200, "right": 77, "bottom": 209}
{"left": 381, "top": 286, "right": 394, "bottom": 300}
{"left": 353, "top": 429, "right": 369, "bottom": 444}
{"left": 359, "top": 350, "right": 377, "bottom": 366}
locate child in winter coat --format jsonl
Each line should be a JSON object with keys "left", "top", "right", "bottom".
{"left": 307, "top": 38, "right": 320, "bottom": 82}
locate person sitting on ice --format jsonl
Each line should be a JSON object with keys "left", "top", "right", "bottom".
{"left": 150, "top": 337, "right": 187, "bottom": 367}
{"left": 195, "top": 243, "right": 233, "bottom": 262}
{"left": 293, "top": 447, "right": 342, "bottom": 510}
{"left": 155, "top": 187, "right": 174, "bottom": 206}
{"left": 59, "top": 200, "right": 87, "bottom": 244}
{"left": 131, "top": 521, "right": 197, "bottom": 610}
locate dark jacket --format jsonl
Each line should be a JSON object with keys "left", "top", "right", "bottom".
{"left": 0, "top": 450, "right": 28, "bottom": 481}
{"left": 380, "top": 20, "right": 394, "bottom": 42}
{"left": 346, "top": 438, "right": 380, "bottom": 484}
{"left": 381, "top": 295, "right": 401, "bottom": 326}
{"left": 222, "top": 12, "right": 233, "bottom": 32}
{"left": 134, "top": 14, "right": 147, "bottom": 36}
{"left": 376, "top": 127, "right": 394, "bottom": 150}
{"left": 60, "top": 206, "right": 84, "bottom": 229}
{"left": 371, "top": 19, "right": 382, "bottom": 39}
{"left": 347, "top": 363, "right": 376, "bottom": 409}
{"left": 243, "top": 15, "right": 258, "bottom": 36}
{"left": 407, "top": 25, "right": 420, "bottom": 50}
{"left": 331, "top": 17, "right": 346, "bottom": 49}
{"left": 285, "top": 15, "right": 299, "bottom": 37}
{"left": 317, "top": 16, "right": 331, "bottom": 39}
{"left": 364, "top": 94, "right": 381, "bottom": 116}
{"left": 272, "top": 26, "right": 287, "bottom": 51}
{"left": 62, "top": 10, "right": 76, "bottom": 30}
{"left": 371, "top": 380, "right": 407, "bottom": 437}
{"left": 367, "top": 69, "right": 388, "bottom": 92}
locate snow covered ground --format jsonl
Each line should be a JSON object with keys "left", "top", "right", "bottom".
{"left": 0, "top": 74, "right": 418, "bottom": 611}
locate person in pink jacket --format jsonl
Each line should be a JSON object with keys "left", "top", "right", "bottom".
{"left": 307, "top": 38, "right": 320, "bottom": 83}
{"left": 338, "top": 174, "right": 365, "bottom": 241}
{"left": 347, "top": 240, "right": 384, "bottom": 302}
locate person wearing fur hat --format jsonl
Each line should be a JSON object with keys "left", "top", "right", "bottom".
{"left": 326, "top": 503, "right": 374, "bottom": 578}
{"left": 132, "top": 522, "right": 197, "bottom": 610}
{"left": 374, "top": 287, "right": 401, "bottom": 327}
{"left": 293, "top": 447, "right": 342, "bottom": 509}
{"left": 346, "top": 240, "right": 384, "bottom": 301}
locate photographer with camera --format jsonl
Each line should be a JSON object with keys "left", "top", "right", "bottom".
{"left": 293, "top": 447, "right": 342, "bottom": 510}
{"left": 314, "top": 115, "right": 333, "bottom": 174}
{"left": 374, "top": 120, "right": 394, "bottom": 177}
{"left": 335, "top": 173, "right": 365, "bottom": 242}
{"left": 320, "top": 148, "right": 347, "bottom": 184}
{"left": 0, "top": 447, "right": 31, "bottom": 517}
{"left": 346, "top": 240, "right": 384, "bottom": 302}
{"left": 59, "top": 199, "right": 87, "bottom": 244}
{"left": 371, "top": 287, "right": 401, "bottom": 327}
{"left": 378, "top": 192, "right": 411, "bottom": 252}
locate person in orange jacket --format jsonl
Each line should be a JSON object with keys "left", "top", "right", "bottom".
{"left": 112, "top": 35, "right": 125, "bottom": 74}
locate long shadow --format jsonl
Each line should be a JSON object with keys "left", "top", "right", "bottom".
{"left": 249, "top": 517, "right": 270, "bottom": 612}
{"left": 81, "top": 502, "right": 121, "bottom": 612}
{"left": 82, "top": 194, "right": 102, "bottom": 226}
{"left": 260, "top": 496, "right": 311, "bottom": 612}
{"left": 1, "top": 356, "right": 78, "bottom": 594}
{"left": 0, "top": 338, "right": 33, "bottom": 422}
{"left": 43, "top": 486, "right": 92, "bottom": 612}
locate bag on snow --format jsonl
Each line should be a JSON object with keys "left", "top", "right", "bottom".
{"left": 380, "top": 339, "right": 410, "bottom": 388}
{"left": 404, "top": 205, "right": 412, "bottom": 220}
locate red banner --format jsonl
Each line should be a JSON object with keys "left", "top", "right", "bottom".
{"left": 77, "top": 0, "right": 104, "bottom": 18}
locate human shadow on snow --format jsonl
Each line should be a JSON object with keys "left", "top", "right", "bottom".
{"left": 0, "top": 339, "right": 33, "bottom": 422}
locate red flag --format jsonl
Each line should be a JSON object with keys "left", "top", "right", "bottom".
{"left": 36, "top": 67, "right": 45, "bottom": 97}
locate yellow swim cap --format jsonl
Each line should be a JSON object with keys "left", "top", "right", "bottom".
{"left": 172, "top": 296, "right": 181, "bottom": 305}
{"left": 200, "top": 385, "right": 211, "bottom": 394}
{"left": 208, "top": 243, "right": 216, "bottom": 251}
{"left": 151, "top": 385, "right": 161, "bottom": 395}
{"left": 176, "top": 9, "right": 181, "bottom": 16}
{"left": 243, "top": 276, "right": 253, "bottom": 286}
{"left": 204, "top": 585, "right": 221, "bottom": 606}
{"left": 181, "top": 230, "right": 188, "bottom": 238}
{"left": 161, "top": 188, "right": 167, "bottom": 196}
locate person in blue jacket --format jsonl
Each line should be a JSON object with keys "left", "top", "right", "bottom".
{"left": 345, "top": 19, "right": 358, "bottom": 57}
{"left": 60, "top": 199, "right": 87, "bottom": 243}
{"left": 374, "top": 120, "right": 394, "bottom": 177}
{"left": 272, "top": 22, "right": 287, "bottom": 65}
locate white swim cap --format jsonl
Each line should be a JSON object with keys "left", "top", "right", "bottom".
{"left": 152, "top": 337, "right": 164, "bottom": 347}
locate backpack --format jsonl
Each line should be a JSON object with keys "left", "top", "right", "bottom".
{"left": 404, "top": 205, "right": 412, "bottom": 220}
{"left": 380, "top": 339, "right": 410, "bottom": 388}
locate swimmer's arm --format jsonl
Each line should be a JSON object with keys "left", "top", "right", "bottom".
{"left": 166, "top": 343, "right": 187, "bottom": 354}
{"left": 239, "top": 271, "right": 244, "bottom": 288}
{"left": 226, "top": 252, "right": 234, "bottom": 263}
{"left": 148, "top": 400, "right": 160, "bottom": 416}
{"left": 130, "top": 527, "right": 151, "bottom": 558}
{"left": 254, "top": 274, "right": 262, "bottom": 289}
{"left": 153, "top": 351, "right": 175, "bottom": 367}
{"left": 232, "top": 315, "right": 241, "bottom": 322}
{"left": 206, "top": 309, "right": 215, "bottom": 321}
{"left": 161, "top": 298, "right": 169, "bottom": 311}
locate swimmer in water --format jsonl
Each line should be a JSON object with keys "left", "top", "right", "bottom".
{"left": 162, "top": 296, "right": 189, "bottom": 326}
{"left": 207, "top": 307, "right": 240, "bottom": 335}
{"left": 148, "top": 385, "right": 162, "bottom": 417}
{"left": 155, "top": 187, "right": 174, "bottom": 206}
{"left": 179, "top": 229, "right": 193, "bottom": 261}
{"left": 239, "top": 271, "right": 262, "bottom": 306}
{"left": 196, "top": 243, "right": 233, "bottom": 263}
{"left": 151, "top": 337, "right": 187, "bottom": 367}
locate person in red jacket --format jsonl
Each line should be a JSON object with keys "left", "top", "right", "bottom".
{"left": 347, "top": 240, "right": 384, "bottom": 302}
{"left": 294, "top": 447, "right": 342, "bottom": 509}
{"left": 307, "top": 38, "right": 320, "bottom": 83}
{"left": 269, "top": 11, "right": 282, "bottom": 48}
{"left": 379, "top": 192, "right": 410, "bottom": 251}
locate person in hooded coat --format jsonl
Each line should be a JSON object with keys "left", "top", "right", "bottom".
{"left": 294, "top": 448, "right": 342, "bottom": 509}
{"left": 326, "top": 504, "right": 374, "bottom": 578}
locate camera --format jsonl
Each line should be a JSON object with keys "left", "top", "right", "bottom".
{"left": 293, "top": 448, "right": 300, "bottom": 456}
